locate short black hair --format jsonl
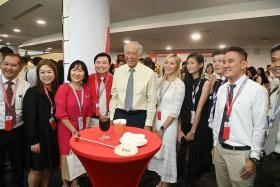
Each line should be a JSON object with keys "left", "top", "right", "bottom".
{"left": 212, "top": 49, "right": 225, "bottom": 57}
{"left": 0, "top": 47, "right": 14, "bottom": 58}
{"left": 4, "top": 53, "right": 22, "bottom": 64}
{"left": 67, "top": 60, "right": 89, "bottom": 84}
{"left": 271, "top": 43, "right": 280, "bottom": 54}
{"left": 94, "top": 52, "right": 111, "bottom": 64}
{"left": 225, "top": 46, "right": 247, "bottom": 61}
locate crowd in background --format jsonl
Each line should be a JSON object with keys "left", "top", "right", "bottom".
{"left": 0, "top": 41, "right": 279, "bottom": 187}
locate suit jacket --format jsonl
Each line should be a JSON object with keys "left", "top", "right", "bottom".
{"left": 87, "top": 73, "right": 113, "bottom": 116}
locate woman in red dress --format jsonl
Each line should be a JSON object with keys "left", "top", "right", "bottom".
{"left": 55, "top": 60, "right": 92, "bottom": 187}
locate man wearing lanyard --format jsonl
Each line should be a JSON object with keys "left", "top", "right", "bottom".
{"left": 208, "top": 49, "right": 226, "bottom": 129}
{"left": 0, "top": 54, "right": 30, "bottom": 187}
{"left": 110, "top": 41, "right": 157, "bottom": 130}
{"left": 259, "top": 44, "right": 280, "bottom": 186}
{"left": 87, "top": 53, "right": 113, "bottom": 127}
{"left": 212, "top": 46, "right": 268, "bottom": 187}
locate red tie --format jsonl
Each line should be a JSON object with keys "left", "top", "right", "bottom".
{"left": 5, "top": 81, "right": 16, "bottom": 125}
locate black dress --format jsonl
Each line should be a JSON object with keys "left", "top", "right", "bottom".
{"left": 23, "top": 87, "right": 59, "bottom": 170}
{"left": 178, "top": 78, "right": 212, "bottom": 186}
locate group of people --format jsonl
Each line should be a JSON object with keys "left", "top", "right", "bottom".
{"left": 0, "top": 41, "right": 279, "bottom": 187}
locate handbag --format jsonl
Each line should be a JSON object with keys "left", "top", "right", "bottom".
{"left": 61, "top": 151, "right": 86, "bottom": 181}
{"left": 154, "top": 144, "right": 165, "bottom": 159}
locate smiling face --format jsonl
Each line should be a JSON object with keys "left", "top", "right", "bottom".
{"left": 163, "top": 57, "right": 179, "bottom": 76}
{"left": 70, "top": 65, "right": 85, "bottom": 84}
{"left": 271, "top": 49, "right": 280, "bottom": 78}
{"left": 94, "top": 56, "right": 110, "bottom": 74}
{"left": 187, "top": 57, "right": 203, "bottom": 75}
{"left": 124, "top": 43, "right": 141, "bottom": 68}
{"left": 213, "top": 54, "right": 225, "bottom": 76}
{"left": 1, "top": 55, "right": 22, "bottom": 80}
{"left": 224, "top": 51, "right": 247, "bottom": 83}
{"left": 39, "top": 65, "right": 55, "bottom": 87}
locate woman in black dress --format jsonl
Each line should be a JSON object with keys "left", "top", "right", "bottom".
{"left": 177, "top": 53, "right": 212, "bottom": 186}
{"left": 23, "top": 59, "right": 60, "bottom": 187}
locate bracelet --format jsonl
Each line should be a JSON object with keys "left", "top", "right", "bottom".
{"left": 249, "top": 157, "right": 260, "bottom": 166}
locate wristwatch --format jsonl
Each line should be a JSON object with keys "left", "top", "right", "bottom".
{"left": 160, "top": 125, "right": 165, "bottom": 131}
{"left": 249, "top": 156, "right": 260, "bottom": 166}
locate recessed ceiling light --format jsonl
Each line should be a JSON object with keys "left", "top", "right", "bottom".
{"left": 166, "top": 46, "right": 172, "bottom": 50}
{"left": 219, "top": 44, "right": 226, "bottom": 49}
{"left": 191, "top": 32, "right": 201, "bottom": 41}
{"left": 123, "top": 40, "right": 130, "bottom": 44}
{"left": 37, "top": 20, "right": 46, "bottom": 25}
{"left": 6, "top": 42, "right": 10, "bottom": 45}
{"left": 0, "top": 34, "right": 9, "bottom": 38}
{"left": 13, "top": 28, "right": 21, "bottom": 33}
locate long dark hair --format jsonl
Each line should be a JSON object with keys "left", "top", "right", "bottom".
{"left": 36, "top": 59, "right": 59, "bottom": 95}
{"left": 257, "top": 67, "right": 269, "bottom": 85}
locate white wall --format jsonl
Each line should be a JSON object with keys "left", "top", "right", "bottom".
{"left": 245, "top": 47, "right": 271, "bottom": 69}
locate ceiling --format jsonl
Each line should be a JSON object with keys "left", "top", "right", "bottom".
{"left": 0, "top": 0, "right": 279, "bottom": 53}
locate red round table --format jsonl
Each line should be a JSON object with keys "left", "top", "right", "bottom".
{"left": 70, "top": 126, "right": 161, "bottom": 187}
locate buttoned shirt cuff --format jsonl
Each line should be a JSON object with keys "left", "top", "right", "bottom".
{"left": 145, "top": 120, "right": 153, "bottom": 127}
{"left": 250, "top": 151, "right": 260, "bottom": 160}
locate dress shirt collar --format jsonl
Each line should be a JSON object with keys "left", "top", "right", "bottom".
{"left": 1, "top": 75, "right": 18, "bottom": 85}
{"left": 125, "top": 62, "right": 141, "bottom": 72}
{"left": 96, "top": 72, "right": 108, "bottom": 81}
{"left": 226, "top": 74, "right": 246, "bottom": 88}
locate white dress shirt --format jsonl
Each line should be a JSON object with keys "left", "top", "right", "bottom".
{"left": 213, "top": 74, "right": 268, "bottom": 159}
{"left": 0, "top": 75, "right": 30, "bottom": 129}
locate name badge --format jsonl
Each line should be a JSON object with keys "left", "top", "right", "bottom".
{"left": 96, "top": 103, "right": 100, "bottom": 116}
{"left": 223, "top": 122, "right": 231, "bottom": 140}
{"left": 157, "top": 111, "right": 161, "bottom": 121}
{"left": 190, "top": 110, "right": 195, "bottom": 124}
{"left": 49, "top": 117, "right": 57, "bottom": 130}
{"left": 78, "top": 117, "right": 84, "bottom": 130}
{"left": 5, "top": 116, "right": 13, "bottom": 131}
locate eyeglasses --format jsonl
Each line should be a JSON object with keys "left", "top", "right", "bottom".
{"left": 271, "top": 58, "right": 280, "bottom": 63}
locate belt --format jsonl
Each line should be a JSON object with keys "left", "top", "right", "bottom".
{"left": 117, "top": 109, "right": 145, "bottom": 115}
{"left": 221, "top": 143, "right": 251, "bottom": 151}
{"left": 270, "top": 152, "right": 280, "bottom": 160}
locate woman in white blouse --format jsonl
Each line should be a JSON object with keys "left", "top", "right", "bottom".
{"left": 148, "top": 54, "right": 185, "bottom": 187}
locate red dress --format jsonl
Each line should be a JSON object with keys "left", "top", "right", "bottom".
{"left": 55, "top": 83, "right": 92, "bottom": 155}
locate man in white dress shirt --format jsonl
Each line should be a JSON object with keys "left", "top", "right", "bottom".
{"left": 259, "top": 43, "right": 280, "bottom": 186}
{"left": 212, "top": 46, "right": 268, "bottom": 187}
{"left": 0, "top": 54, "right": 30, "bottom": 187}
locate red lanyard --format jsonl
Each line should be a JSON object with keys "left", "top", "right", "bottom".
{"left": 226, "top": 78, "right": 248, "bottom": 117}
{"left": 44, "top": 87, "right": 54, "bottom": 116}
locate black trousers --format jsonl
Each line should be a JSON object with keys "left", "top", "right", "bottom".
{"left": 0, "top": 126, "right": 24, "bottom": 187}
{"left": 114, "top": 109, "right": 147, "bottom": 129}
{"left": 258, "top": 153, "right": 280, "bottom": 187}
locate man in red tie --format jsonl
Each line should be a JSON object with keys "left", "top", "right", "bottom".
{"left": 87, "top": 53, "right": 113, "bottom": 127}
{"left": 0, "top": 53, "right": 30, "bottom": 187}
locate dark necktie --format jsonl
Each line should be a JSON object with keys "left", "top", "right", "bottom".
{"left": 5, "top": 81, "right": 16, "bottom": 125}
{"left": 124, "top": 69, "right": 135, "bottom": 111}
{"left": 218, "top": 84, "right": 236, "bottom": 143}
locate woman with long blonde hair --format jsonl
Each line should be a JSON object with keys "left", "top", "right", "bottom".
{"left": 148, "top": 54, "right": 185, "bottom": 187}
